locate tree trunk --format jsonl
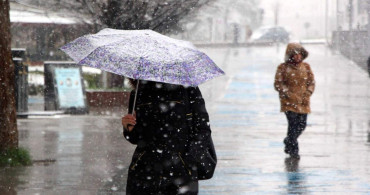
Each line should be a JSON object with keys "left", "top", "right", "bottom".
{"left": 0, "top": 0, "right": 19, "bottom": 151}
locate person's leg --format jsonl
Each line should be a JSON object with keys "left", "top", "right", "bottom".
{"left": 284, "top": 111, "right": 295, "bottom": 154}
{"left": 290, "top": 113, "right": 307, "bottom": 156}
{"left": 284, "top": 111, "right": 307, "bottom": 157}
{"left": 293, "top": 113, "right": 307, "bottom": 140}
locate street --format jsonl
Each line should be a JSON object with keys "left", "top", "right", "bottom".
{"left": 1, "top": 44, "right": 370, "bottom": 194}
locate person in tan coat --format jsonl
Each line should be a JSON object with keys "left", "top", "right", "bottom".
{"left": 274, "top": 43, "right": 315, "bottom": 159}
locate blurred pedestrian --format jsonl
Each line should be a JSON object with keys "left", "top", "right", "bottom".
{"left": 245, "top": 25, "right": 253, "bottom": 41}
{"left": 122, "top": 79, "right": 216, "bottom": 195}
{"left": 274, "top": 43, "right": 315, "bottom": 159}
{"left": 367, "top": 56, "right": 370, "bottom": 77}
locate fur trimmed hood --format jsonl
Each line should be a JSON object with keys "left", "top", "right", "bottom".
{"left": 284, "top": 43, "right": 309, "bottom": 63}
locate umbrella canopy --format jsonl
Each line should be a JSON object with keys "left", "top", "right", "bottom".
{"left": 60, "top": 28, "right": 224, "bottom": 87}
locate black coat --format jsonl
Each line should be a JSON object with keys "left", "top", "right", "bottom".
{"left": 123, "top": 81, "right": 211, "bottom": 195}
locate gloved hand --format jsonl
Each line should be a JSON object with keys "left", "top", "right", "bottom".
{"left": 302, "top": 91, "right": 312, "bottom": 105}
{"left": 280, "top": 91, "right": 303, "bottom": 104}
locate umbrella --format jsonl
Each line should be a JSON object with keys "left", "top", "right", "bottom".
{"left": 60, "top": 28, "right": 225, "bottom": 110}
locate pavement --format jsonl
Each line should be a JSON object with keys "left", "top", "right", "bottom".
{"left": 1, "top": 44, "right": 370, "bottom": 194}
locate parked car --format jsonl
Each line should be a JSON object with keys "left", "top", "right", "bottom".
{"left": 250, "top": 26, "right": 290, "bottom": 43}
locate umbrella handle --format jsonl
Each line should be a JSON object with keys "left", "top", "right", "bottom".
{"left": 126, "top": 80, "right": 139, "bottom": 130}
{"left": 131, "top": 80, "right": 140, "bottom": 115}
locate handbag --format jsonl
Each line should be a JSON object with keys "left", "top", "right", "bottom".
{"left": 187, "top": 131, "right": 217, "bottom": 180}
{"left": 184, "top": 87, "right": 217, "bottom": 180}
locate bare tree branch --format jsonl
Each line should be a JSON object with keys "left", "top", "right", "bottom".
{"left": 21, "top": 0, "right": 215, "bottom": 33}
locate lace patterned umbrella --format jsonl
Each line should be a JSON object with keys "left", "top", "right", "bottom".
{"left": 60, "top": 28, "right": 225, "bottom": 109}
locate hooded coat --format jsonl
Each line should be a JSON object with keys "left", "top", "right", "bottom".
{"left": 123, "top": 80, "right": 212, "bottom": 194}
{"left": 274, "top": 43, "right": 315, "bottom": 114}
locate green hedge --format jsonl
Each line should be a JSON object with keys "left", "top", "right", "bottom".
{"left": 0, "top": 147, "right": 32, "bottom": 167}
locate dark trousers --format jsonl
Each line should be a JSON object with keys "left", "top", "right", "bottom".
{"left": 284, "top": 111, "right": 307, "bottom": 155}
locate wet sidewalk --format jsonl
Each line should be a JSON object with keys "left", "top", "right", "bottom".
{"left": 1, "top": 45, "right": 370, "bottom": 194}
{"left": 201, "top": 45, "right": 370, "bottom": 194}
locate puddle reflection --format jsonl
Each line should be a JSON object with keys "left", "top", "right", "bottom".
{"left": 284, "top": 157, "right": 307, "bottom": 195}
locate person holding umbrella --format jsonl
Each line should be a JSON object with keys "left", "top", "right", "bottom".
{"left": 122, "top": 79, "right": 214, "bottom": 194}
{"left": 60, "top": 28, "right": 222, "bottom": 195}
{"left": 274, "top": 43, "right": 315, "bottom": 159}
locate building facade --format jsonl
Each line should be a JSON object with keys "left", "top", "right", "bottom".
{"left": 336, "top": 0, "right": 369, "bottom": 30}
{"left": 10, "top": 0, "right": 93, "bottom": 63}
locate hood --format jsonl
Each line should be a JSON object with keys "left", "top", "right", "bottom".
{"left": 284, "top": 43, "right": 308, "bottom": 63}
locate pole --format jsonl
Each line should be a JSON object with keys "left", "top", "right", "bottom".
{"left": 325, "top": 0, "right": 329, "bottom": 43}
{"left": 349, "top": 0, "right": 353, "bottom": 31}
{"left": 208, "top": 17, "right": 214, "bottom": 42}
{"left": 348, "top": 0, "right": 353, "bottom": 60}
{"left": 335, "top": 0, "right": 341, "bottom": 52}
{"left": 336, "top": 0, "right": 340, "bottom": 30}
{"left": 367, "top": 0, "right": 370, "bottom": 42}
{"left": 274, "top": 0, "right": 279, "bottom": 26}
{"left": 224, "top": 8, "right": 229, "bottom": 42}
{"left": 367, "top": 0, "right": 370, "bottom": 73}
{"left": 102, "top": 72, "right": 108, "bottom": 88}
{"left": 274, "top": 0, "right": 280, "bottom": 51}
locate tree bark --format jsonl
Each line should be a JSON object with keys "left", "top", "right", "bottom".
{"left": 0, "top": 0, "right": 19, "bottom": 151}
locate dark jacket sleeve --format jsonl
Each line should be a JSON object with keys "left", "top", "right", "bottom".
{"left": 123, "top": 91, "right": 140, "bottom": 145}
{"left": 188, "top": 87, "right": 212, "bottom": 146}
